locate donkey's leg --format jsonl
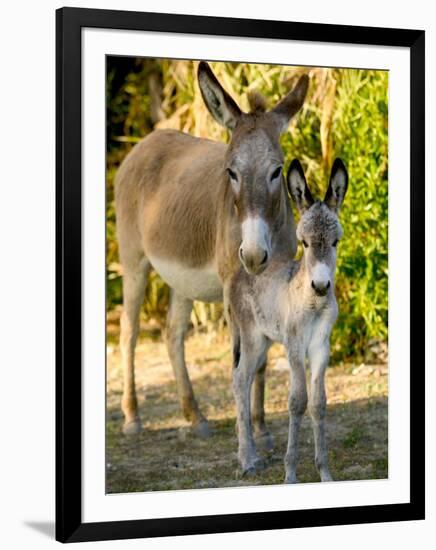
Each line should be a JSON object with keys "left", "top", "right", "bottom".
{"left": 251, "top": 359, "right": 274, "bottom": 453}
{"left": 284, "top": 352, "right": 308, "bottom": 483}
{"left": 120, "top": 258, "right": 149, "bottom": 435}
{"left": 165, "top": 290, "right": 210, "bottom": 438}
{"left": 233, "top": 334, "right": 268, "bottom": 475}
{"left": 308, "top": 342, "right": 332, "bottom": 482}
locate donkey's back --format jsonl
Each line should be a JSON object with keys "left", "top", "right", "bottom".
{"left": 115, "top": 129, "right": 227, "bottom": 278}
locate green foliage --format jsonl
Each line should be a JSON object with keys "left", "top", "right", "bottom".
{"left": 106, "top": 59, "right": 388, "bottom": 362}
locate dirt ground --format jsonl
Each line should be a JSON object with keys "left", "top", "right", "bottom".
{"left": 106, "top": 329, "right": 388, "bottom": 493}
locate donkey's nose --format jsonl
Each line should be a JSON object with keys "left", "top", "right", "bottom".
{"left": 239, "top": 246, "right": 269, "bottom": 274}
{"left": 311, "top": 279, "right": 331, "bottom": 296}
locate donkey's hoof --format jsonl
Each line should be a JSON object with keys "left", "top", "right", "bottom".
{"left": 284, "top": 474, "right": 298, "bottom": 484}
{"left": 122, "top": 419, "right": 142, "bottom": 435}
{"left": 320, "top": 471, "right": 333, "bottom": 482}
{"left": 255, "top": 431, "right": 274, "bottom": 453}
{"left": 240, "top": 458, "right": 266, "bottom": 477}
{"left": 192, "top": 420, "right": 211, "bottom": 439}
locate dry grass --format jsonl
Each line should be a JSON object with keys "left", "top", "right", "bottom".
{"left": 106, "top": 329, "right": 388, "bottom": 493}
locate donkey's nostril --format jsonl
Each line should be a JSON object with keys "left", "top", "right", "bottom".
{"left": 260, "top": 250, "right": 268, "bottom": 265}
{"left": 312, "top": 280, "right": 330, "bottom": 296}
{"left": 239, "top": 246, "right": 269, "bottom": 274}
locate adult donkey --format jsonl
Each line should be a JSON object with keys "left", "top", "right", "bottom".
{"left": 115, "top": 62, "right": 309, "bottom": 440}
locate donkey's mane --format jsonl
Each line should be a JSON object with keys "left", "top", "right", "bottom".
{"left": 247, "top": 90, "right": 267, "bottom": 114}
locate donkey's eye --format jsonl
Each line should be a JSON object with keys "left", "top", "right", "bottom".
{"left": 227, "top": 168, "right": 238, "bottom": 182}
{"left": 271, "top": 166, "right": 282, "bottom": 181}
{"left": 332, "top": 239, "right": 339, "bottom": 247}
{"left": 302, "top": 240, "right": 309, "bottom": 248}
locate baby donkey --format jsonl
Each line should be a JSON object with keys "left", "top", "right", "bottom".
{"left": 229, "top": 158, "right": 348, "bottom": 482}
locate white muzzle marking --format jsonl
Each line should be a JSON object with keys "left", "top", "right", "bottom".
{"left": 240, "top": 216, "right": 270, "bottom": 257}
{"left": 311, "top": 262, "right": 331, "bottom": 288}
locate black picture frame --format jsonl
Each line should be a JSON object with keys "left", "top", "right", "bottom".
{"left": 56, "top": 6, "right": 425, "bottom": 543}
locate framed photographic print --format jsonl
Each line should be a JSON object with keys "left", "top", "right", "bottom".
{"left": 56, "top": 7, "right": 425, "bottom": 543}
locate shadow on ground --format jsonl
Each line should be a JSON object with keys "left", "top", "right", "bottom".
{"left": 24, "top": 521, "right": 55, "bottom": 538}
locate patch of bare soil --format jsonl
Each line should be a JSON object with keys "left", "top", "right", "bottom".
{"left": 106, "top": 331, "right": 388, "bottom": 493}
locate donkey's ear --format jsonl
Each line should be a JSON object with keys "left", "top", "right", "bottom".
{"left": 198, "top": 61, "right": 242, "bottom": 131}
{"left": 271, "top": 74, "right": 309, "bottom": 133}
{"left": 324, "top": 158, "right": 348, "bottom": 213}
{"left": 287, "top": 159, "right": 314, "bottom": 213}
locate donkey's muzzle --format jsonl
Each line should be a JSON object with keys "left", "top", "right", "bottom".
{"left": 239, "top": 246, "right": 269, "bottom": 275}
{"left": 311, "top": 279, "right": 331, "bottom": 296}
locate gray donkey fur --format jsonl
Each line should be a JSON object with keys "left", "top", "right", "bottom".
{"left": 229, "top": 158, "right": 348, "bottom": 481}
